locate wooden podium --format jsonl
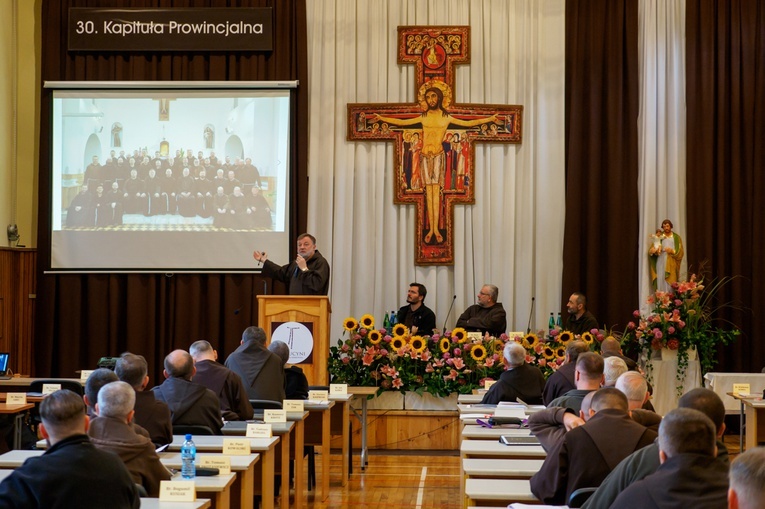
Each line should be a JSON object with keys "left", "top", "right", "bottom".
{"left": 257, "top": 295, "right": 331, "bottom": 386}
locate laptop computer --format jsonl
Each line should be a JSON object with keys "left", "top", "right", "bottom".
{"left": 0, "top": 353, "right": 11, "bottom": 380}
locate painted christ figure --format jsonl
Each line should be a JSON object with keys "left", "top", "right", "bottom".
{"left": 370, "top": 85, "right": 498, "bottom": 244}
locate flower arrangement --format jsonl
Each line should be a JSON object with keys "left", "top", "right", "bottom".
{"left": 328, "top": 315, "right": 608, "bottom": 396}
{"left": 622, "top": 275, "right": 740, "bottom": 395}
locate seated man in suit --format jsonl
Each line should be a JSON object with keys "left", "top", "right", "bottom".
{"left": 530, "top": 388, "right": 657, "bottom": 505}
{"left": 455, "top": 284, "right": 507, "bottom": 337}
{"left": 480, "top": 341, "right": 545, "bottom": 405}
{"left": 190, "top": 340, "right": 253, "bottom": 421}
{"left": 152, "top": 350, "right": 223, "bottom": 434}
{"left": 583, "top": 387, "right": 729, "bottom": 508}
{"left": 611, "top": 407, "right": 729, "bottom": 508}
{"left": 83, "top": 368, "right": 118, "bottom": 418}
{"left": 225, "top": 326, "right": 286, "bottom": 402}
{"left": 116, "top": 352, "right": 173, "bottom": 447}
{"left": 0, "top": 389, "right": 140, "bottom": 508}
{"left": 542, "top": 340, "right": 588, "bottom": 405}
{"left": 547, "top": 352, "right": 604, "bottom": 413}
{"left": 729, "top": 446, "right": 765, "bottom": 509}
{"left": 268, "top": 341, "right": 309, "bottom": 400}
{"left": 88, "top": 381, "right": 171, "bottom": 497}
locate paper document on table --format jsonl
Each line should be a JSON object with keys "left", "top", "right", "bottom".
{"left": 494, "top": 406, "right": 526, "bottom": 419}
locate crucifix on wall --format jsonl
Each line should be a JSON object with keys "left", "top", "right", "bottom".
{"left": 347, "top": 26, "right": 523, "bottom": 265}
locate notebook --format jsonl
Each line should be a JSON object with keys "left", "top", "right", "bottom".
{"left": 0, "top": 353, "right": 11, "bottom": 380}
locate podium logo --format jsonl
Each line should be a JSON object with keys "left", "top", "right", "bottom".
{"left": 271, "top": 322, "right": 314, "bottom": 364}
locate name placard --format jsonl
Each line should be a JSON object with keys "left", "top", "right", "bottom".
{"left": 283, "top": 400, "right": 304, "bottom": 412}
{"left": 42, "top": 384, "right": 61, "bottom": 395}
{"left": 80, "top": 370, "right": 94, "bottom": 382}
{"left": 7, "top": 393, "right": 27, "bottom": 405}
{"left": 199, "top": 455, "right": 231, "bottom": 475}
{"left": 330, "top": 384, "right": 348, "bottom": 395}
{"left": 484, "top": 380, "right": 496, "bottom": 390}
{"left": 246, "top": 423, "right": 272, "bottom": 438}
{"left": 467, "top": 332, "right": 483, "bottom": 341}
{"left": 308, "top": 390, "right": 329, "bottom": 402}
{"left": 733, "top": 383, "right": 751, "bottom": 396}
{"left": 264, "top": 409, "right": 286, "bottom": 423}
{"left": 159, "top": 480, "right": 196, "bottom": 501}
{"left": 222, "top": 438, "right": 251, "bottom": 455}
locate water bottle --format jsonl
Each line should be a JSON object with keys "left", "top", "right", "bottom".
{"left": 556, "top": 313, "right": 562, "bottom": 328}
{"left": 390, "top": 310, "right": 397, "bottom": 325}
{"left": 383, "top": 312, "right": 390, "bottom": 329}
{"left": 181, "top": 434, "right": 196, "bottom": 479}
{"left": 548, "top": 312, "right": 555, "bottom": 330}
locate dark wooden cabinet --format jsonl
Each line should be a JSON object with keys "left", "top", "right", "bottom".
{"left": 0, "top": 247, "right": 36, "bottom": 376}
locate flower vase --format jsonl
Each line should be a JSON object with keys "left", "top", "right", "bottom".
{"left": 661, "top": 347, "right": 678, "bottom": 361}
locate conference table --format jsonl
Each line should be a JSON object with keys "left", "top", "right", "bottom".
{"left": 705, "top": 372, "right": 765, "bottom": 413}
{"left": 347, "top": 386, "right": 379, "bottom": 470}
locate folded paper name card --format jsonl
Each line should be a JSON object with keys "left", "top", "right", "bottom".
{"left": 264, "top": 409, "right": 286, "bottom": 423}
{"left": 733, "top": 383, "right": 751, "bottom": 396}
{"left": 42, "top": 384, "right": 61, "bottom": 395}
{"left": 467, "top": 332, "right": 483, "bottom": 341}
{"left": 199, "top": 455, "right": 231, "bottom": 475}
{"left": 484, "top": 380, "right": 496, "bottom": 390}
{"left": 222, "top": 438, "right": 251, "bottom": 455}
{"left": 283, "top": 400, "right": 305, "bottom": 412}
{"left": 330, "top": 384, "right": 348, "bottom": 395}
{"left": 159, "top": 480, "right": 196, "bottom": 501}
{"left": 80, "top": 370, "right": 94, "bottom": 382}
{"left": 7, "top": 393, "right": 27, "bottom": 405}
{"left": 308, "top": 390, "right": 329, "bottom": 402}
{"left": 246, "top": 423, "right": 273, "bottom": 438}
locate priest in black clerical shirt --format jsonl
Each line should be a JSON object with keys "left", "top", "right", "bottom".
{"left": 397, "top": 283, "right": 437, "bottom": 335}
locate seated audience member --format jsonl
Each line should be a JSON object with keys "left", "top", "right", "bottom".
{"left": 480, "top": 341, "right": 546, "bottom": 405}
{"left": 547, "top": 352, "right": 604, "bottom": 413}
{"left": 396, "top": 283, "right": 437, "bottom": 335}
{"left": 542, "top": 340, "right": 588, "bottom": 405}
{"left": 530, "top": 388, "right": 657, "bottom": 505}
{"left": 0, "top": 389, "right": 140, "bottom": 508}
{"left": 225, "top": 326, "right": 286, "bottom": 402}
{"left": 528, "top": 390, "right": 595, "bottom": 452}
{"left": 582, "top": 387, "right": 729, "bottom": 509}
{"left": 600, "top": 335, "right": 637, "bottom": 370}
{"left": 190, "top": 340, "right": 253, "bottom": 421}
{"left": 89, "top": 381, "right": 171, "bottom": 497}
{"left": 116, "top": 352, "right": 173, "bottom": 447}
{"left": 728, "top": 447, "right": 765, "bottom": 509}
{"left": 615, "top": 371, "right": 661, "bottom": 432}
{"left": 84, "top": 368, "right": 119, "bottom": 418}
{"left": 610, "top": 408, "right": 728, "bottom": 509}
{"left": 268, "top": 341, "right": 309, "bottom": 400}
{"left": 455, "top": 284, "right": 507, "bottom": 337}
{"left": 603, "top": 356, "right": 628, "bottom": 387}
{"left": 152, "top": 350, "right": 223, "bottom": 434}
{"left": 564, "top": 292, "right": 599, "bottom": 335}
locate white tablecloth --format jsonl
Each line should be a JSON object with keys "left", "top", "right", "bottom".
{"left": 645, "top": 359, "right": 702, "bottom": 416}
{"left": 704, "top": 372, "right": 765, "bottom": 414}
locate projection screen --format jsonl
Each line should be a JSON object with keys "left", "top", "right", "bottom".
{"left": 47, "top": 81, "right": 295, "bottom": 272}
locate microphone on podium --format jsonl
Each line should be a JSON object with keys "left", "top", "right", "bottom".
{"left": 442, "top": 295, "right": 457, "bottom": 333}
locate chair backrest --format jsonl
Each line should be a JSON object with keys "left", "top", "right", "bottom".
{"left": 249, "top": 399, "right": 283, "bottom": 410}
{"left": 568, "top": 487, "right": 597, "bottom": 508}
{"left": 29, "top": 379, "right": 84, "bottom": 396}
{"left": 173, "top": 424, "right": 214, "bottom": 436}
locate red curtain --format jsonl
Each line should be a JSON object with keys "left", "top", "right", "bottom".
{"left": 686, "top": 0, "right": 765, "bottom": 372}
{"left": 35, "top": 0, "right": 308, "bottom": 382}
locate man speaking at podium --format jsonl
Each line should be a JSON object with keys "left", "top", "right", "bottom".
{"left": 253, "top": 233, "right": 330, "bottom": 295}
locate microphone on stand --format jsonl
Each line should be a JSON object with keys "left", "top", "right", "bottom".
{"left": 526, "top": 297, "right": 535, "bottom": 334}
{"left": 442, "top": 295, "right": 458, "bottom": 333}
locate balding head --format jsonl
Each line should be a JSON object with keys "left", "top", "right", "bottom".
{"left": 503, "top": 342, "right": 527, "bottom": 368}
{"left": 96, "top": 381, "right": 136, "bottom": 421}
{"left": 189, "top": 340, "right": 216, "bottom": 362}
{"left": 590, "top": 387, "right": 629, "bottom": 414}
{"left": 164, "top": 350, "right": 195, "bottom": 380}
{"left": 603, "top": 356, "right": 629, "bottom": 387}
{"left": 566, "top": 341, "right": 588, "bottom": 363}
{"left": 615, "top": 371, "right": 648, "bottom": 409}
{"left": 600, "top": 337, "right": 622, "bottom": 355}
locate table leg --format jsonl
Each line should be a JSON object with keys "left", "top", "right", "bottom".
{"left": 740, "top": 399, "right": 745, "bottom": 452}
{"left": 280, "top": 429, "right": 290, "bottom": 509}
{"left": 261, "top": 445, "right": 275, "bottom": 509}
{"left": 293, "top": 420, "right": 305, "bottom": 509}
{"left": 241, "top": 464, "right": 255, "bottom": 509}
{"left": 361, "top": 398, "right": 368, "bottom": 469}
{"left": 321, "top": 409, "right": 330, "bottom": 501}
{"left": 341, "top": 400, "right": 349, "bottom": 486}
{"left": 13, "top": 414, "right": 23, "bottom": 450}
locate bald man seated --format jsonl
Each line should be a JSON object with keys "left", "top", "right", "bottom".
{"left": 152, "top": 349, "right": 223, "bottom": 434}
{"left": 0, "top": 389, "right": 139, "bottom": 508}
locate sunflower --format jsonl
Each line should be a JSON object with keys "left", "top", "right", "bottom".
{"left": 439, "top": 337, "right": 451, "bottom": 353}
{"left": 343, "top": 317, "right": 359, "bottom": 332}
{"left": 359, "top": 314, "right": 375, "bottom": 329}
{"left": 524, "top": 333, "right": 539, "bottom": 349}
{"left": 558, "top": 330, "right": 574, "bottom": 345}
{"left": 543, "top": 346, "right": 556, "bottom": 360}
{"left": 493, "top": 341, "right": 505, "bottom": 354}
{"left": 392, "top": 323, "right": 409, "bottom": 338}
{"left": 555, "top": 346, "right": 566, "bottom": 358}
{"left": 581, "top": 331, "right": 594, "bottom": 345}
{"left": 410, "top": 335, "right": 426, "bottom": 352}
{"left": 470, "top": 344, "right": 488, "bottom": 361}
{"left": 368, "top": 330, "right": 382, "bottom": 344}
{"left": 451, "top": 327, "right": 468, "bottom": 343}
{"left": 391, "top": 337, "right": 406, "bottom": 350}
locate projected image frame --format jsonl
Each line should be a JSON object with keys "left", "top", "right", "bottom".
{"left": 45, "top": 81, "right": 297, "bottom": 272}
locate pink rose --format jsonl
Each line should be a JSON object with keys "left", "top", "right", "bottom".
{"left": 443, "top": 352, "right": 451, "bottom": 359}
{"left": 453, "top": 348, "right": 462, "bottom": 356}
{"left": 380, "top": 349, "right": 388, "bottom": 356}
{"left": 384, "top": 335, "right": 392, "bottom": 343}
{"left": 668, "top": 326, "right": 676, "bottom": 334}
{"left": 341, "top": 344, "right": 350, "bottom": 352}
{"left": 627, "top": 322, "right": 636, "bottom": 330}
{"left": 633, "top": 310, "right": 641, "bottom": 317}
{"left": 666, "top": 338, "right": 680, "bottom": 350}
{"left": 342, "top": 356, "right": 351, "bottom": 364}
{"left": 549, "top": 329, "right": 559, "bottom": 337}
